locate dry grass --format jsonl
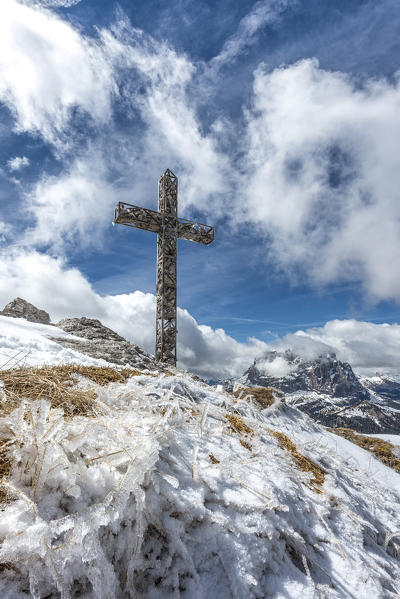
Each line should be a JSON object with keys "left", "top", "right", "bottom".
{"left": 0, "top": 365, "right": 148, "bottom": 504}
{"left": 331, "top": 428, "right": 400, "bottom": 473}
{"left": 0, "top": 365, "right": 145, "bottom": 419}
{"left": 0, "top": 443, "right": 12, "bottom": 504}
{"left": 233, "top": 386, "right": 276, "bottom": 409}
{"left": 270, "top": 430, "right": 326, "bottom": 493}
{"left": 225, "top": 413, "right": 254, "bottom": 436}
{"left": 240, "top": 439, "right": 252, "bottom": 451}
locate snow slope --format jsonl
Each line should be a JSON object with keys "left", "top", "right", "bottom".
{"left": 1, "top": 316, "right": 400, "bottom": 598}
{"left": 0, "top": 315, "right": 113, "bottom": 369}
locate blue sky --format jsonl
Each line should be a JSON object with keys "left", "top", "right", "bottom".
{"left": 1, "top": 0, "right": 400, "bottom": 378}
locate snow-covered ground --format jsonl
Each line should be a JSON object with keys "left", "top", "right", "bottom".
{"left": 0, "top": 315, "right": 112, "bottom": 369}
{"left": 1, "top": 316, "right": 400, "bottom": 598}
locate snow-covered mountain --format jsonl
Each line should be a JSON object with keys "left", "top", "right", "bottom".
{"left": 1, "top": 309, "right": 400, "bottom": 597}
{"left": 234, "top": 350, "right": 400, "bottom": 434}
{"left": 361, "top": 374, "right": 400, "bottom": 410}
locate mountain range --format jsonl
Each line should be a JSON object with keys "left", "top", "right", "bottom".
{"left": 231, "top": 350, "right": 400, "bottom": 434}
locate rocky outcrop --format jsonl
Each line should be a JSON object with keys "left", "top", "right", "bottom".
{"left": 1, "top": 297, "right": 50, "bottom": 325}
{"left": 53, "top": 317, "right": 158, "bottom": 370}
{"left": 237, "top": 351, "right": 400, "bottom": 434}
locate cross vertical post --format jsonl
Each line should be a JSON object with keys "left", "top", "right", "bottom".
{"left": 113, "top": 169, "right": 214, "bottom": 367}
{"left": 156, "top": 169, "right": 178, "bottom": 364}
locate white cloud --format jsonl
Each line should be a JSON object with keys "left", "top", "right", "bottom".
{"left": 257, "top": 354, "right": 297, "bottom": 377}
{"left": 277, "top": 319, "right": 400, "bottom": 377}
{"left": 0, "top": 250, "right": 268, "bottom": 379}
{"left": 1, "top": 1, "right": 400, "bottom": 361}
{"left": 0, "top": 0, "right": 115, "bottom": 147}
{"left": 0, "top": 5, "right": 230, "bottom": 250}
{"left": 241, "top": 58, "right": 400, "bottom": 302}
{"left": 7, "top": 156, "right": 30, "bottom": 171}
{"left": 38, "top": 0, "right": 82, "bottom": 6}
{"left": 23, "top": 152, "right": 116, "bottom": 250}
{"left": 210, "top": 0, "right": 293, "bottom": 70}
{"left": 0, "top": 222, "right": 7, "bottom": 243}
{"left": 99, "top": 20, "right": 231, "bottom": 216}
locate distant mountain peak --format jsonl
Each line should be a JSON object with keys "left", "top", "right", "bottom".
{"left": 237, "top": 350, "right": 400, "bottom": 434}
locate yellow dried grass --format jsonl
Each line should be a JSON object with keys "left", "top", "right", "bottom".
{"left": 331, "top": 428, "right": 400, "bottom": 473}
{"left": 0, "top": 444, "right": 12, "bottom": 504}
{"left": 233, "top": 386, "right": 275, "bottom": 409}
{"left": 270, "top": 430, "right": 326, "bottom": 493}
{"left": 0, "top": 364, "right": 145, "bottom": 419}
{"left": 225, "top": 413, "right": 254, "bottom": 436}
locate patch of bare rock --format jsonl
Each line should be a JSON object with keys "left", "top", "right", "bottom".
{"left": 1, "top": 297, "right": 50, "bottom": 325}
{"left": 53, "top": 317, "right": 157, "bottom": 370}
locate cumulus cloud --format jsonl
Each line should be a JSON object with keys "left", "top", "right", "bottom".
{"left": 0, "top": 0, "right": 115, "bottom": 147}
{"left": 7, "top": 3, "right": 400, "bottom": 307}
{"left": 23, "top": 152, "right": 117, "bottom": 250}
{"left": 241, "top": 58, "right": 400, "bottom": 302}
{"left": 0, "top": 250, "right": 268, "bottom": 379}
{"left": 277, "top": 319, "right": 400, "bottom": 377}
{"left": 256, "top": 354, "right": 297, "bottom": 377}
{"left": 8, "top": 156, "right": 30, "bottom": 171}
{"left": 3, "top": 247, "right": 395, "bottom": 380}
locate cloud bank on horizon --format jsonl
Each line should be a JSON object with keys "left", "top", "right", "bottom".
{"left": 1, "top": 0, "right": 400, "bottom": 377}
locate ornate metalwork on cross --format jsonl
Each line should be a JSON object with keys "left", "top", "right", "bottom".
{"left": 113, "top": 169, "right": 215, "bottom": 366}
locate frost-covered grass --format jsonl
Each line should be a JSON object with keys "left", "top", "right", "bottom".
{"left": 0, "top": 367, "right": 400, "bottom": 598}
{"left": 0, "top": 365, "right": 149, "bottom": 418}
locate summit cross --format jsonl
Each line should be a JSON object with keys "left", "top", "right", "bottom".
{"left": 113, "top": 169, "right": 214, "bottom": 366}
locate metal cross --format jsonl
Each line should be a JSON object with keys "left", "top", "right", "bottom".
{"left": 113, "top": 169, "right": 214, "bottom": 366}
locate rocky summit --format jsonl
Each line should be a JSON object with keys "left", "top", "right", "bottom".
{"left": 235, "top": 350, "right": 400, "bottom": 434}
{"left": 53, "top": 317, "right": 158, "bottom": 370}
{"left": 1, "top": 297, "right": 50, "bottom": 325}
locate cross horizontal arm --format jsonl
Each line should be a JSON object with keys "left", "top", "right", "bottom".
{"left": 114, "top": 201, "right": 214, "bottom": 245}
{"left": 177, "top": 219, "right": 214, "bottom": 245}
{"left": 114, "top": 202, "right": 162, "bottom": 234}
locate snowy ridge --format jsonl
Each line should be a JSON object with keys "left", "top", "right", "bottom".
{"left": 0, "top": 371, "right": 400, "bottom": 597}
{"left": 0, "top": 316, "right": 400, "bottom": 597}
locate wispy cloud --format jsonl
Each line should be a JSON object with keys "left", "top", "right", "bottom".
{"left": 39, "top": 0, "right": 82, "bottom": 6}
{"left": 7, "top": 156, "right": 30, "bottom": 171}
{"left": 0, "top": 0, "right": 115, "bottom": 148}
{"left": 209, "top": 0, "right": 294, "bottom": 70}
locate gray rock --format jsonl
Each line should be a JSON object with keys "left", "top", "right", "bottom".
{"left": 53, "top": 317, "right": 160, "bottom": 370}
{"left": 1, "top": 297, "right": 50, "bottom": 325}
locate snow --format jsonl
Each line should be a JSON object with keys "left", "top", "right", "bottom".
{"left": 1, "top": 315, "right": 400, "bottom": 598}
{"left": 0, "top": 315, "right": 112, "bottom": 369}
